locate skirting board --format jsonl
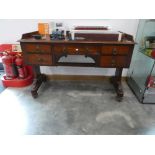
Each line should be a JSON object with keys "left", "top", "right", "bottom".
{"left": 46, "top": 74, "right": 127, "bottom": 81}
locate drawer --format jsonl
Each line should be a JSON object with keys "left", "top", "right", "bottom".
{"left": 23, "top": 44, "right": 51, "bottom": 54}
{"left": 26, "top": 54, "right": 52, "bottom": 65}
{"left": 101, "top": 45, "right": 129, "bottom": 55}
{"left": 85, "top": 45, "right": 101, "bottom": 54}
{"left": 100, "top": 56, "right": 128, "bottom": 68}
{"left": 53, "top": 45, "right": 100, "bottom": 55}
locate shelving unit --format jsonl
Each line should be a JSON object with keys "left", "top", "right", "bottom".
{"left": 127, "top": 19, "right": 155, "bottom": 103}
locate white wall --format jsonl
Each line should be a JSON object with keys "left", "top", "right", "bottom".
{"left": 0, "top": 19, "right": 139, "bottom": 76}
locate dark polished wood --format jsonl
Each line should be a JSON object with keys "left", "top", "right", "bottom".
{"left": 110, "top": 68, "right": 124, "bottom": 101}
{"left": 19, "top": 31, "right": 135, "bottom": 100}
{"left": 31, "top": 73, "right": 47, "bottom": 98}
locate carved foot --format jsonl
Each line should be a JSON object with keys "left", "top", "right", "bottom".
{"left": 116, "top": 88, "right": 123, "bottom": 102}
{"left": 31, "top": 90, "right": 38, "bottom": 98}
{"left": 110, "top": 76, "right": 124, "bottom": 102}
{"left": 42, "top": 74, "right": 47, "bottom": 82}
{"left": 31, "top": 74, "right": 47, "bottom": 98}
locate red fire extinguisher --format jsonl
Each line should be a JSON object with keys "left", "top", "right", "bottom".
{"left": 146, "top": 75, "right": 155, "bottom": 88}
{"left": 2, "top": 52, "right": 18, "bottom": 79}
{"left": 15, "top": 55, "right": 28, "bottom": 79}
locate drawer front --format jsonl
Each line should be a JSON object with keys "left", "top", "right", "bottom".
{"left": 26, "top": 54, "right": 52, "bottom": 65}
{"left": 85, "top": 45, "right": 101, "bottom": 54}
{"left": 101, "top": 45, "right": 129, "bottom": 55}
{"left": 23, "top": 44, "right": 51, "bottom": 54}
{"left": 53, "top": 45, "right": 100, "bottom": 55}
{"left": 100, "top": 56, "right": 128, "bottom": 68}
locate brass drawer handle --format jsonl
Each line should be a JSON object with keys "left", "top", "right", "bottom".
{"left": 112, "top": 48, "right": 117, "bottom": 55}
{"left": 86, "top": 47, "right": 89, "bottom": 52}
{"left": 36, "top": 45, "right": 40, "bottom": 50}
{"left": 111, "top": 63, "right": 115, "bottom": 67}
{"left": 37, "top": 58, "right": 44, "bottom": 62}
{"left": 35, "top": 45, "right": 46, "bottom": 53}
{"left": 111, "top": 59, "right": 116, "bottom": 66}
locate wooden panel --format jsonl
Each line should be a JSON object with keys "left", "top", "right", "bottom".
{"left": 53, "top": 44, "right": 100, "bottom": 55}
{"left": 100, "top": 56, "right": 128, "bottom": 68}
{"left": 101, "top": 45, "right": 129, "bottom": 55}
{"left": 26, "top": 54, "right": 52, "bottom": 65}
{"left": 23, "top": 44, "right": 51, "bottom": 54}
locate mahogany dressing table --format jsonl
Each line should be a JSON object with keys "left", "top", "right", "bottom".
{"left": 19, "top": 31, "right": 135, "bottom": 101}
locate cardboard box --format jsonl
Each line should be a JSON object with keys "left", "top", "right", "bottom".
{"left": 38, "top": 23, "right": 49, "bottom": 35}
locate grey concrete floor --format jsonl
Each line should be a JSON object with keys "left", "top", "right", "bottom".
{"left": 0, "top": 80, "right": 155, "bottom": 135}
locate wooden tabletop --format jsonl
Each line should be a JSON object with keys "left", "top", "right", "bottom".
{"left": 19, "top": 38, "right": 135, "bottom": 45}
{"left": 18, "top": 32, "right": 135, "bottom": 45}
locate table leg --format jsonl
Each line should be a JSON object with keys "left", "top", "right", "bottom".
{"left": 110, "top": 68, "right": 124, "bottom": 101}
{"left": 31, "top": 66, "right": 47, "bottom": 98}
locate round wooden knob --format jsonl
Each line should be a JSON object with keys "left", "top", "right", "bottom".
{"left": 36, "top": 45, "right": 40, "bottom": 49}
{"left": 112, "top": 48, "right": 117, "bottom": 55}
